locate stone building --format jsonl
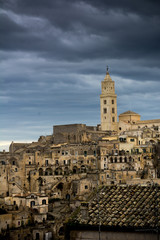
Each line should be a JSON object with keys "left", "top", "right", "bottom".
{"left": 0, "top": 69, "right": 160, "bottom": 239}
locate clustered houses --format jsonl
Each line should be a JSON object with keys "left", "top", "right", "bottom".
{"left": 0, "top": 70, "right": 160, "bottom": 240}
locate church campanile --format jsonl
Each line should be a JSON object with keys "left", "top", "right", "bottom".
{"left": 100, "top": 68, "right": 117, "bottom": 131}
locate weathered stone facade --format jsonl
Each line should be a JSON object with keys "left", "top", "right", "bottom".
{"left": 0, "top": 70, "right": 160, "bottom": 239}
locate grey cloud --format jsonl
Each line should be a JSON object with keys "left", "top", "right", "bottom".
{"left": 0, "top": 0, "right": 160, "bottom": 150}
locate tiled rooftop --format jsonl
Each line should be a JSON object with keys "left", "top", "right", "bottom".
{"left": 75, "top": 185, "right": 160, "bottom": 229}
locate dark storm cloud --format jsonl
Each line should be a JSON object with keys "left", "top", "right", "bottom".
{"left": 1, "top": 0, "right": 160, "bottom": 64}
{"left": 0, "top": 0, "right": 160, "bottom": 150}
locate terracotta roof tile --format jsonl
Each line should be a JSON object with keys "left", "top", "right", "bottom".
{"left": 74, "top": 185, "right": 160, "bottom": 229}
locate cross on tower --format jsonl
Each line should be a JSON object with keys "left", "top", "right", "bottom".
{"left": 106, "top": 65, "right": 109, "bottom": 74}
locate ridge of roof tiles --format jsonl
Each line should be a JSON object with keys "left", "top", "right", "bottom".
{"left": 76, "top": 185, "right": 160, "bottom": 228}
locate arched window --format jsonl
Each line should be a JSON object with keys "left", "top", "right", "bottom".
{"left": 80, "top": 165, "right": 86, "bottom": 173}
{"left": 42, "top": 199, "right": 46, "bottom": 205}
{"left": 73, "top": 166, "right": 77, "bottom": 174}
{"left": 30, "top": 201, "right": 35, "bottom": 208}
{"left": 39, "top": 168, "right": 43, "bottom": 176}
{"left": 110, "top": 157, "right": 113, "bottom": 163}
{"left": 45, "top": 168, "right": 52, "bottom": 176}
{"left": 120, "top": 157, "right": 122, "bottom": 163}
{"left": 64, "top": 167, "right": 69, "bottom": 175}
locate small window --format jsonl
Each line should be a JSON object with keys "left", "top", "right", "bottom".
{"left": 56, "top": 160, "right": 59, "bottom": 165}
{"left": 42, "top": 199, "right": 46, "bottom": 205}
{"left": 112, "top": 100, "right": 114, "bottom": 104}
{"left": 104, "top": 108, "right": 107, "bottom": 114}
{"left": 104, "top": 100, "right": 107, "bottom": 104}
{"left": 130, "top": 139, "right": 135, "bottom": 142}
{"left": 119, "top": 127, "right": 121, "bottom": 130}
{"left": 84, "top": 151, "right": 87, "bottom": 157}
{"left": 112, "top": 108, "right": 115, "bottom": 113}
{"left": 29, "top": 161, "right": 31, "bottom": 165}
{"left": 112, "top": 117, "right": 115, "bottom": 122}
{"left": 85, "top": 185, "right": 88, "bottom": 189}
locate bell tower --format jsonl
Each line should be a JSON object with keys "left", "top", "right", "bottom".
{"left": 100, "top": 67, "right": 117, "bottom": 131}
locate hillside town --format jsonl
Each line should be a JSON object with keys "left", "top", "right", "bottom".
{"left": 0, "top": 70, "right": 160, "bottom": 240}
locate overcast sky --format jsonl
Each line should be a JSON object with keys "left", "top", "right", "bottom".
{"left": 1, "top": 0, "right": 160, "bottom": 151}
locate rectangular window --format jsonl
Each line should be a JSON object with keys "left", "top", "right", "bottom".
{"left": 112, "top": 117, "right": 115, "bottom": 122}
{"left": 84, "top": 151, "right": 87, "bottom": 157}
{"left": 112, "top": 108, "right": 115, "bottom": 113}
{"left": 112, "top": 100, "right": 114, "bottom": 104}
{"left": 103, "top": 108, "right": 107, "bottom": 114}
{"left": 130, "top": 139, "right": 135, "bottom": 142}
{"left": 104, "top": 100, "right": 107, "bottom": 104}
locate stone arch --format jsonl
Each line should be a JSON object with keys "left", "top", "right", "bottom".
{"left": 73, "top": 166, "right": 78, "bottom": 174}
{"left": 45, "top": 168, "right": 52, "bottom": 176}
{"left": 39, "top": 168, "right": 43, "bottom": 176}
{"left": 55, "top": 168, "right": 62, "bottom": 175}
{"left": 80, "top": 165, "right": 86, "bottom": 173}
{"left": 64, "top": 167, "right": 69, "bottom": 175}
{"left": 57, "top": 182, "right": 63, "bottom": 191}
{"left": 59, "top": 226, "right": 64, "bottom": 236}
